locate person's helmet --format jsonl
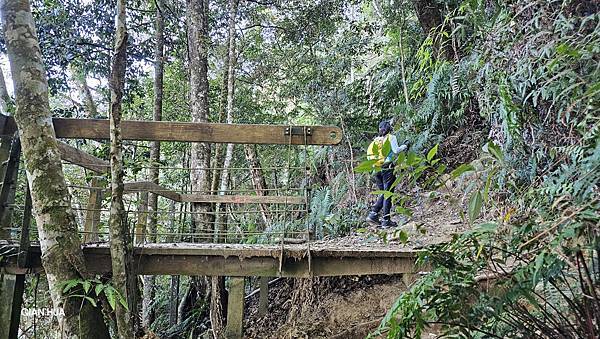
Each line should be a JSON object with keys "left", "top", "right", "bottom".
{"left": 378, "top": 120, "right": 392, "bottom": 136}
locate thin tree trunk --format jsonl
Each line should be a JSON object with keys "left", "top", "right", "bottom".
{"left": 108, "top": 0, "right": 138, "bottom": 337}
{"left": 210, "top": 54, "right": 230, "bottom": 195}
{"left": 1, "top": 0, "right": 109, "bottom": 337}
{"left": 187, "top": 0, "right": 212, "bottom": 237}
{"left": 398, "top": 21, "right": 410, "bottom": 105}
{"left": 142, "top": 0, "right": 165, "bottom": 329}
{"left": 71, "top": 66, "right": 99, "bottom": 118}
{"left": 211, "top": 1, "right": 239, "bottom": 337}
{"left": 215, "top": 0, "right": 239, "bottom": 236}
{"left": 243, "top": 145, "right": 270, "bottom": 225}
{"left": 182, "top": 0, "right": 212, "bottom": 332}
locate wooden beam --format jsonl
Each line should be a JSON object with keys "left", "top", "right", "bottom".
{"left": 225, "top": 277, "right": 245, "bottom": 339}
{"left": 1, "top": 243, "right": 422, "bottom": 278}
{"left": 123, "top": 181, "right": 182, "bottom": 202}
{"left": 1, "top": 117, "right": 343, "bottom": 145}
{"left": 57, "top": 141, "right": 109, "bottom": 173}
{"left": 180, "top": 194, "right": 304, "bottom": 205}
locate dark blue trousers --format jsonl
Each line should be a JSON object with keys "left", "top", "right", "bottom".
{"left": 371, "top": 168, "right": 396, "bottom": 220}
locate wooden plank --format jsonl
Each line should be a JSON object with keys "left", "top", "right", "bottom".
{"left": 57, "top": 141, "right": 109, "bottom": 173}
{"left": 180, "top": 194, "right": 304, "bottom": 205}
{"left": 123, "top": 181, "right": 182, "bottom": 202}
{"left": 1, "top": 117, "right": 343, "bottom": 145}
{"left": 225, "top": 277, "right": 245, "bottom": 339}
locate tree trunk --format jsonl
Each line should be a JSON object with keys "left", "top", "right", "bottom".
{"left": 211, "top": 1, "right": 239, "bottom": 337}
{"left": 182, "top": 0, "right": 211, "bottom": 332}
{"left": 142, "top": 0, "right": 165, "bottom": 329}
{"left": 210, "top": 45, "right": 231, "bottom": 195}
{"left": 411, "top": 0, "right": 443, "bottom": 35}
{"left": 243, "top": 145, "right": 270, "bottom": 225}
{"left": 187, "top": 0, "right": 212, "bottom": 238}
{"left": 108, "top": 0, "right": 139, "bottom": 337}
{"left": 0, "top": 68, "right": 12, "bottom": 114}
{"left": 411, "top": 0, "right": 451, "bottom": 59}
{"left": 72, "top": 67, "right": 99, "bottom": 118}
{"left": 215, "top": 0, "right": 239, "bottom": 236}
{"left": 1, "top": 0, "right": 109, "bottom": 337}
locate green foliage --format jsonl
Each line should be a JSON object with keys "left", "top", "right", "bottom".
{"left": 60, "top": 278, "right": 128, "bottom": 311}
{"left": 367, "top": 0, "right": 600, "bottom": 337}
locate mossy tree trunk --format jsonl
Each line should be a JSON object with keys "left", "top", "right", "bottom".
{"left": 1, "top": 0, "right": 109, "bottom": 337}
{"left": 182, "top": 0, "right": 212, "bottom": 333}
{"left": 187, "top": 0, "right": 212, "bottom": 235}
{"left": 108, "top": 0, "right": 139, "bottom": 337}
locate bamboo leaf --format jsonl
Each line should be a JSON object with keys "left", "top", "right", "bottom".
{"left": 468, "top": 191, "right": 483, "bottom": 222}
{"left": 354, "top": 159, "right": 378, "bottom": 173}
{"left": 427, "top": 144, "right": 438, "bottom": 161}
{"left": 451, "top": 164, "right": 475, "bottom": 179}
{"left": 371, "top": 190, "right": 395, "bottom": 199}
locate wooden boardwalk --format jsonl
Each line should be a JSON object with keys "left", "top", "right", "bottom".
{"left": 1, "top": 242, "right": 421, "bottom": 277}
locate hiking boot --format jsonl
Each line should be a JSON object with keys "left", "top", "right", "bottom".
{"left": 366, "top": 212, "right": 380, "bottom": 225}
{"left": 381, "top": 219, "right": 398, "bottom": 228}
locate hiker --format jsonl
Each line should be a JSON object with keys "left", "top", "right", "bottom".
{"left": 366, "top": 120, "right": 408, "bottom": 228}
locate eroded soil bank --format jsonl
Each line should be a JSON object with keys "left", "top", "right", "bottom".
{"left": 244, "top": 275, "right": 409, "bottom": 338}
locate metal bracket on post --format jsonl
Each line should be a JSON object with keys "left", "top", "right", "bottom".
{"left": 278, "top": 241, "right": 284, "bottom": 275}
{"left": 306, "top": 241, "right": 312, "bottom": 277}
{"left": 284, "top": 126, "right": 312, "bottom": 137}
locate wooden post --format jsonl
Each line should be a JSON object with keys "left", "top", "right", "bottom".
{"left": 225, "top": 277, "right": 245, "bottom": 339}
{"left": 0, "top": 136, "right": 11, "bottom": 187}
{"left": 135, "top": 191, "right": 149, "bottom": 244}
{"left": 0, "top": 144, "right": 28, "bottom": 339}
{"left": 0, "top": 274, "right": 25, "bottom": 339}
{"left": 0, "top": 135, "right": 20, "bottom": 239}
{"left": 259, "top": 276, "right": 269, "bottom": 316}
{"left": 83, "top": 177, "right": 104, "bottom": 243}
{"left": 1, "top": 189, "right": 31, "bottom": 338}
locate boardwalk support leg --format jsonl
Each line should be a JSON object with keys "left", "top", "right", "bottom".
{"left": 259, "top": 276, "right": 268, "bottom": 316}
{"left": 225, "top": 277, "right": 245, "bottom": 339}
{"left": 0, "top": 274, "right": 25, "bottom": 339}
